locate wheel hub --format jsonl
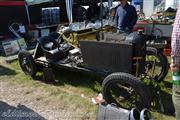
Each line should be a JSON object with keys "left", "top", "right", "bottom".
{"left": 22, "top": 57, "right": 32, "bottom": 73}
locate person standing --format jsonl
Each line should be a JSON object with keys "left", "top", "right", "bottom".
{"left": 170, "top": 5, "right": 180, "bottom": 120}
{"left": 115, "top": 0, "right": 137, "bottom": 33}
{"left": 108, "top": 7, "right": 116, "bottom": 26}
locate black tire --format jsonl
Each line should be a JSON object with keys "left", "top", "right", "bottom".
{"left": 102, "top": 72, "right": 151, "bottom": 110}
{"left": 146, "top": 47, "right": 169, "bottom": 83}
{"left": 18, "top": 50, "right": 37, "bottom": 77}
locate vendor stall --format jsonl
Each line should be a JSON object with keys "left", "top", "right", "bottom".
{"left": 135, "top": 21, "right": 173, "bottom": 37}
{"left": 137, "top": 0, "right": 177, "bottom": 38}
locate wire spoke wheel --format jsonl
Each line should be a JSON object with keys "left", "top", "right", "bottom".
{"left": 146, "top": 54, "right": 162, "bottom": 79}
{"left": 103, "top": 73, "right": 151, "bottom": 110}
{"left": 22, "top": 57, "right": 32, "bottom": 73}
{"left": 145, "top": 47, "right": 168, "bottom": 82}
{"left": 18, "top": 50, "right": 37, "bottom": 77}
{"left": 107, "top": 82, "right": 142, "bottom": 109}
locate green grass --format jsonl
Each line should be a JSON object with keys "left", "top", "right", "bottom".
{"left": 0, "top": 57, "right": 99, "bottom": 119}
{"left": 0, "top": 56, "right": 176, "bottom": 120}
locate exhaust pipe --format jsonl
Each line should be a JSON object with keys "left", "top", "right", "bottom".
{"left": 140, "top": 108, "right": 153, "bottom": 120}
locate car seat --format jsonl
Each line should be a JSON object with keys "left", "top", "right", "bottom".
{"left": 37, "top": 36, "right": 69, "bottom": 62}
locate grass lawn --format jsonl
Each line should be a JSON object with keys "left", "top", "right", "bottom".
{"left": 0, "top": 55, "right": 176, "bottom": 120}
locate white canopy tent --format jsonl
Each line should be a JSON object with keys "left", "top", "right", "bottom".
{"left": 108, "top": 0, "right": 113, "bottom": 8}
{"left": 65, "top": 0, "right": 114, "bottom": 24}
{"left": 25, "top": 0, "right": 53, "bottom": 24}
{"left": 26, "top": 0, "right": 52, "bottom": 5}
{"left": 25, "top": 0, "right": 114, "bottom": 24}
{"left": 25, "top": 0, "right": 75, "bottom": 24}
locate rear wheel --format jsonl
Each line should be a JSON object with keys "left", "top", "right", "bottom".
{"left": 18, "top": 50, "right": 37, "bottom": 78}
{"left": 102, "top": 73, "right": 151, "bottom": 110}
{"left": 145, "top": 47, "right": 169, "bottom": 83}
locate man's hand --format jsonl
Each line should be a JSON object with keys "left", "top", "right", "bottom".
{"left": 170, "top": 63, "right": 180, "bottom": 72}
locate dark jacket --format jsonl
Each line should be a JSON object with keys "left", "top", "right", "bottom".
{"left": 115, "top": 3, "right": 137, "bottom": 32}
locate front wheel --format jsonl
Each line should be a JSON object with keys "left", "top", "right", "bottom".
{"left": 18, "top": 50, "right": 37, "bottom": 78}
{"left": 102, "top": 72, "right": 151, "bottom": 110}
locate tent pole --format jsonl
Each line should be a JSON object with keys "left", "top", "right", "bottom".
{"left": 25, "top": 2, "right": 31, "bottom": 25}
{"left": 100, "top": 0, "right": 104, "bottom": 40}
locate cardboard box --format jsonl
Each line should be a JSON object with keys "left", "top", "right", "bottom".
{"left": 2, "top": 39, "right": 20, "bottom": 56}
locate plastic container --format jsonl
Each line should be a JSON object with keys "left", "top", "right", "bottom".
{"left": 173, "top": 71, "right": 180, "bottom": 85}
